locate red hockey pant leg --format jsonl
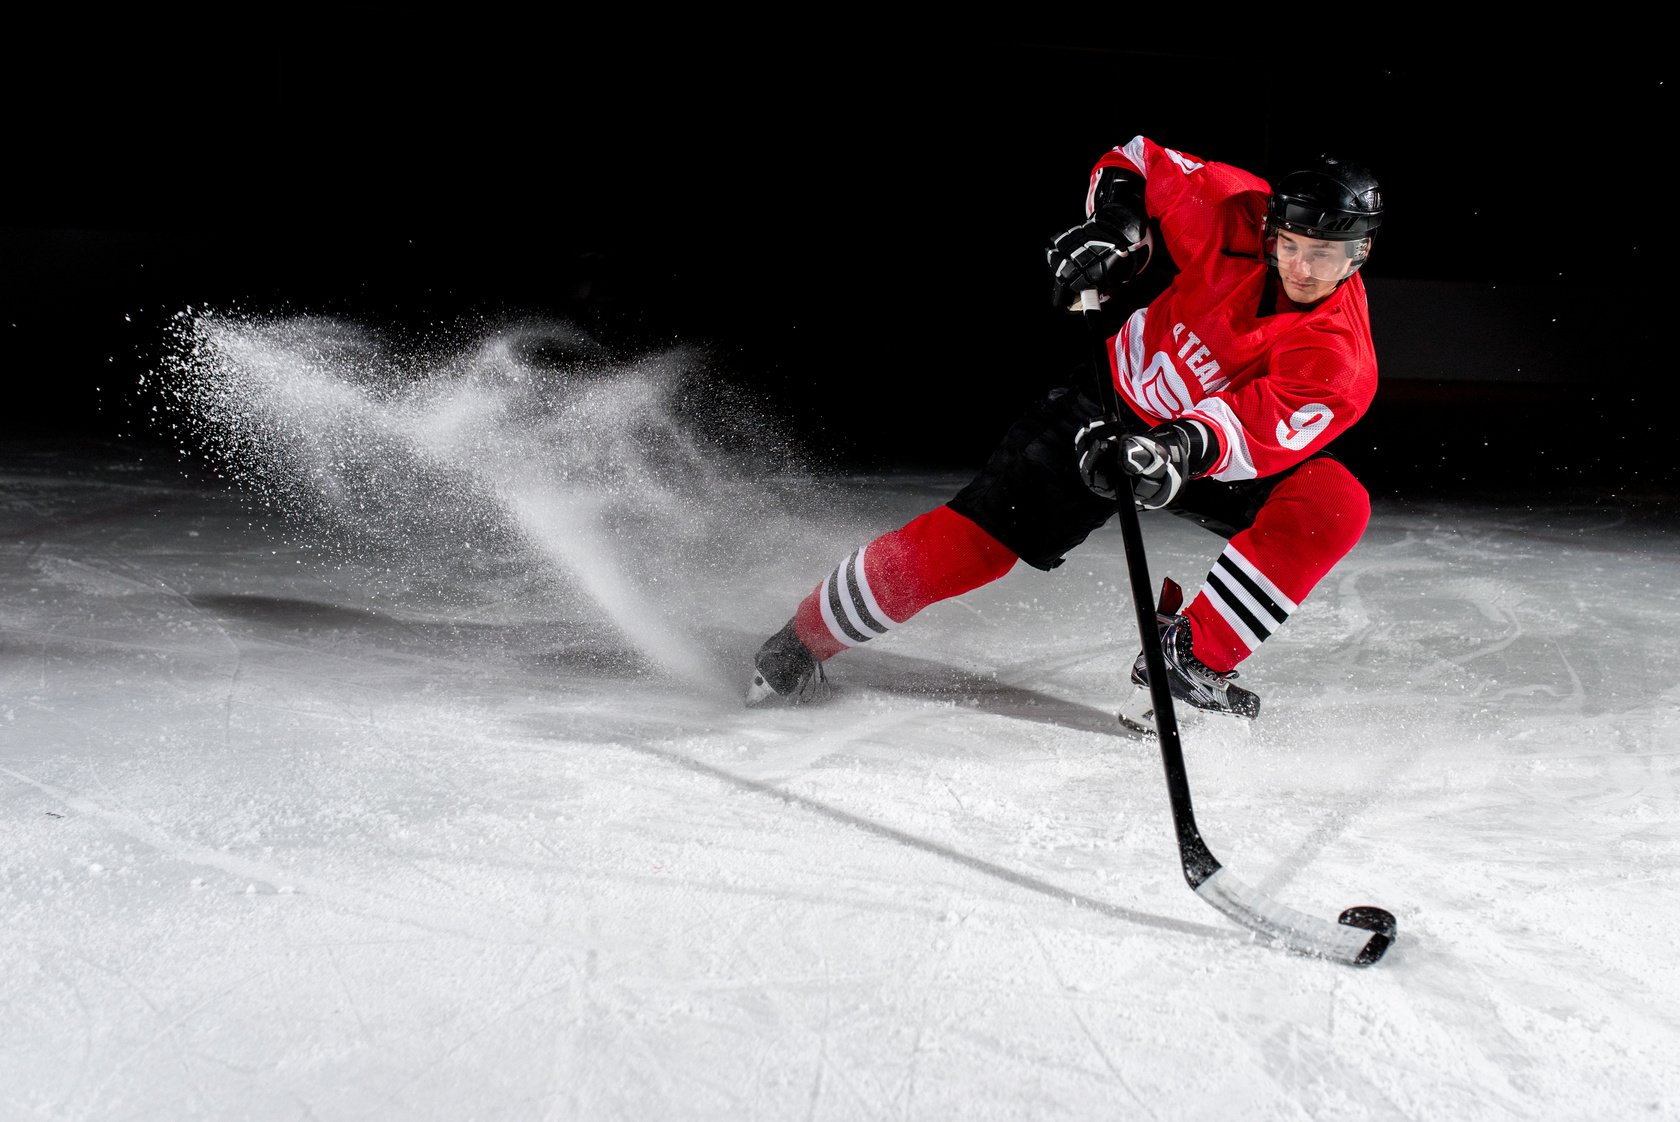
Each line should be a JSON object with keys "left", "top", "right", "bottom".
{"left": 1184, "top": 458, "right": 1370, "bottom": 673}
{"left": 791, "top": 504, "right": 1019, "bottom": 661}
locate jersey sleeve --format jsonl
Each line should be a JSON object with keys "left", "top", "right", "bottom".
{"left": 1088, "top": 136, "right": 1269, "bottom": 267}
{"left": 1184, "top": 320, "right": 1378, "bottom": 481}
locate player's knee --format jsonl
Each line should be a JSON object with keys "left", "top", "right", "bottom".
{"left": 1300, "top": 459, "right": 1370, "bottom": 554}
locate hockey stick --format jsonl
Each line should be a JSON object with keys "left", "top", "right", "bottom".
{"left": 1080, "top": 289, "right": 1395, "bottom": 966}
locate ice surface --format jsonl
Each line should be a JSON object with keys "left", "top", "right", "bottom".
{"left": 3, "top": 316, "right": 1678, "bottom": 1120}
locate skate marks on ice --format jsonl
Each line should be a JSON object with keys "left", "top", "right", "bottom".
{"left": 1322, "top": 499, "right": 1680, "bottom": 736}
{"left": 0, "top": 763, "right": 568, "bottom": 947}
{"left": 595, "top": 733, "right": 1235, "bottom": 945}
{"left": 142, "top": 310, "right": 847, "bottom": 699}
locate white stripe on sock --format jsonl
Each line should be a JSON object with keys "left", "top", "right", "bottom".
{"left": 1221, "top": 545, "right": 1298, "bottom": 615}
{"left": 851, "top": 543, "right": 898, "bottom": 633}
{"left": 818, "top": 568, "right": 866, "bottom": 647}
{"left": 1203, "top": 580, "right": 1266, "bottom": 652}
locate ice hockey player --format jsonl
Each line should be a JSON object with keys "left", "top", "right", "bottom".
{"left": 745, "top": 135, "right": 1383, "bottom": 730}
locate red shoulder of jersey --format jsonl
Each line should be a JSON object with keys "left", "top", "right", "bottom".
{"left": 1090, "top": 136, "right": 1270, "bottom": 268}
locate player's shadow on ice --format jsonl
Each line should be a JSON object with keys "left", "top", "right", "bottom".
{"left": 846, "top": 654, "right": 1134, "bottom": 739}
{"left": 189, "top": 593, "right": 652, "bottom": 676}
{"left": 189, "top": 594, "right": 397, "bottom": 631}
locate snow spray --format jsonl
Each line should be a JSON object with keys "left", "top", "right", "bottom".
{"left": 143, "top": 309, "right": 815, "bottom": 695}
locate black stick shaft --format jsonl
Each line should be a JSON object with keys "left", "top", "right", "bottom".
{"left": 1112, "top": 493, "right": 1220, "bottom": 886}
{"left": 1083, "top": 301, "right": 1220, "bottom": 887}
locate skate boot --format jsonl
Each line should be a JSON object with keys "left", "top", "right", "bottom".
{"left": 744, "top": 621, "right": 828, "bottom": 706}
{"left": 1118, "top": 580, "right": 1260, "bottom": 733}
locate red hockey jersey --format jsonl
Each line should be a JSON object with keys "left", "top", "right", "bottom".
{"left": 1089, "top": 137, "right": 1378, "bottom": 481}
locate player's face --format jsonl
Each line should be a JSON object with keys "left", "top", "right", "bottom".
{"left": 1271, "top": 230, "right": 1358, "bottom": 303}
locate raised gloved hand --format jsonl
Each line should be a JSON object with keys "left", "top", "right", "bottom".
{"left": 1073, "top": 418, "right": 1211, "bottom": 509}
{"left": 1047, "top": 201, "right": 1151, "bottom": 311}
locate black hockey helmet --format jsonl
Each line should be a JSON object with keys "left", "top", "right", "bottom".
{"left": 1264, "top": 154, "right": 1383, "bottom": 279}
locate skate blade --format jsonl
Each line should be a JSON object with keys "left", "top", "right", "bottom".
{"left": 744, "top": 671, "right": 780, "bottom": 707}
{"left": 1116, "top": 687, "right": 1258, "bottom": 736}
{"left": 1116, "top": 686, "right": 1155, "bottom": 735}
{"left": 744, "top": 670, "right": 834, "bottom": 708}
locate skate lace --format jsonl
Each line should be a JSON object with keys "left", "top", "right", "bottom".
{"left": 1170, "top": 618, "right": 1238, "bottom": 682}
{"left": 794, "top": 659, "right": 828, "bottom": 701}
{"left": 1188, "top": 654, "right": 1238, "bottom": 685}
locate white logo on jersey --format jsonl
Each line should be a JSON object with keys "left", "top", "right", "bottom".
{"left": 1136, "top": 350, "right": 1197, "bottom": 416}
{"left": 1276, "top": 404, "right": 1333, "bottom": 449}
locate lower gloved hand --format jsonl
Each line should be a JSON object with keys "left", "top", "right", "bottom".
{"left": 1074, "top": 418, "right": 1210, "bottom": 509}
{"left": 1047, "top": 203, "right": 1151, "bottom": 310}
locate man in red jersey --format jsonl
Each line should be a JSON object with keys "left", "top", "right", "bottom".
{"left": 746, "top": 136, "right": 1383, "bottom": 730}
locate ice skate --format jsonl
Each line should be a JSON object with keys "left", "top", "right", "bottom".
{"left": 744, "top": 621, "right": 828, "bottom": 706}
{"left": 1117, "top": 582, "right": 1260, "bottom": 733}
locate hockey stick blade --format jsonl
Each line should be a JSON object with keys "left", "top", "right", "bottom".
{"left": 1195, "top": 870, "right": 1396, "bottom": 966}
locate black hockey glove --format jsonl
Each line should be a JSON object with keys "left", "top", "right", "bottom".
{"left": 1074, "top": 418, "right": 1214, "bottom": 509}
{"left": 1048, "top": 202, "right": 1151, "bottom": 311}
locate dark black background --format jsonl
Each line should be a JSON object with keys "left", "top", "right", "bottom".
{"left": 4, "top": 19, "right": 1672, "bottom": 505}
